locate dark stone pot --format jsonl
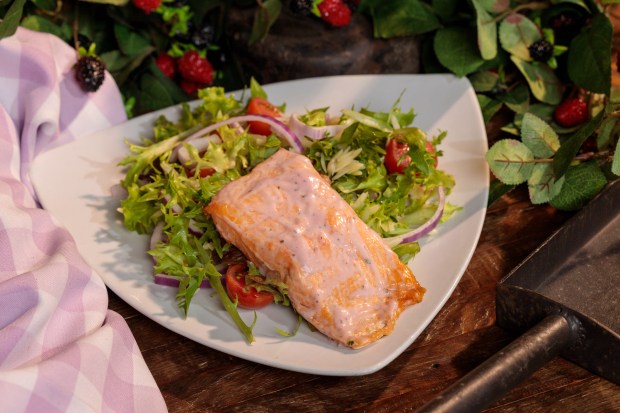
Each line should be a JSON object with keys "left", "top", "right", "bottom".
{"left": 225, "top": 6, "right": 421, "bottom": 85}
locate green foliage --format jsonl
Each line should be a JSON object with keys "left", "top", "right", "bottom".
{"left": 0, "top": 0, "right": 243, "bottom": 116}
{"left": 1, "top": 0, "right": 618, "bottom": 211}
{"left": 567, "top": 13, "right": 612, "bottom": 94}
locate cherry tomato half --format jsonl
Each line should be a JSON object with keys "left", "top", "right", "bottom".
{"left": 384, "top": 138, "right": 412, "bottom": 174}
{"left": 225, "top": 263, "right": 274, "bottom": 309}
{"left": 246, "top": 97, "right": 282, "bottom": 136}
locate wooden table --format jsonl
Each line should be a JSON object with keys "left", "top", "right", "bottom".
{"left": 108, "top": 113, "right": 620, "bottom": 412}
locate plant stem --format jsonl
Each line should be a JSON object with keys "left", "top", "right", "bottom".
{"left": 490, "top": 1, "right": 551, "bottom": 24}
{"left": 496, "top": 150, "right": 612, "bottom": 164}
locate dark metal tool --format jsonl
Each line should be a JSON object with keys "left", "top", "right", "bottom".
{"left": 417, "top": 179, "right": 620, "bottom": 413}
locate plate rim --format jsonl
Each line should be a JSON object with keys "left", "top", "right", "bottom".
{"left": 30, "top": 73, "right": 489, "bottom": 376}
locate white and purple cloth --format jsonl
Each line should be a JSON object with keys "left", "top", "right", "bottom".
{"left": 0, "top": 28, "right": 168, "bottom": 412}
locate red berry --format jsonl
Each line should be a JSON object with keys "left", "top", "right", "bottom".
{"left": 554, "top": 98, "right": 588, "bottom": 128}
{"left": 177, "top": 50, "right": 214, "bottom": 84}
{"left": 155, "top": 52, "right": 176, "bottom": 79}
{"left": 180, "top": 80, "right": 206, "bottom": 96}
{"left": 318, "top": 0, "right": 352, "bottom": 27}
{"left": 132, "top": 0, "right": 161, "bottom": 14}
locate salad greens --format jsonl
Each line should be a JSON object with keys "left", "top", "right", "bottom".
{"left": 117, "top": 82, "right": 457, "bottom": 343}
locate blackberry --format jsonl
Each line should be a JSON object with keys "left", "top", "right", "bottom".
{"left": 290, "top": 0, "right": 313, "bottom": 16}
{"left": 191, "top": 24, "right": 215, "bottom": 49}
{"left": 528, "top": 39, "right": 554, "bottom": 62}
{"left": 75, "top": 56, "right": 106, "bottom": 92}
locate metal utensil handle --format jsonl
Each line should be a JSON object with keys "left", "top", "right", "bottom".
{"left": 416, "top": 314, "right": 574, "bottom": 413}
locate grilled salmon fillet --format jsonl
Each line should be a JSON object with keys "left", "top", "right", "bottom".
{"left": 204, "top": 148, "right": 425, "bottom": 348}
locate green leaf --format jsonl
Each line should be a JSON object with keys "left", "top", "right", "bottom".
{"left": 371, "top": 0, "right": 441, "bottom": 38}
{"left": 79, "top": 0, "right": 129, "bottom": 4}
{"left": 551, "top": 0, "right": 589, "bottom": 10}
{"left": 469, "top": 70, "right": 499, "bottom": 92}
{"left": 434, "top": 26, "right": 486, "bottom": 77}
{"left": 248, "top": 0, "right": 282, "bottom": 45}
{"left": 478, "top": 0, "right": 510, "bottom": 13}
{"left": 596, "top": 116, "right": 618, "bottom": 149}
{"left": 521, "top": 112, "right": 560, "bottom": 158}
{"left": 100, "top": 50, "right": 133, "bottom": 73}
{"left": 114, "top": 23, "right": 152, "bottom": 56}
{"left": 550, "top": 161, "right": 607, "bottom": 210}
{"left": 488, "top": 179, "right": 516, "bottom": 206}
{"left": 432, "top": 0, "right": 460, "bottom": 21}
{"left": 612, "top": 138, "right": 620, "bottom": 176}
{"left": 522, "top": 102, "right": 556, "bottom": 124}
{"left": 500, "top": 83, "right": 530, "bottom": 113}
{"left": 20, "top": 15, "right": 72, "bottom": 41}
{"left": 567, "top": 13, "right": 612, "bottom": 95}
{"left": 486, "top": 139, "right": 535, "bottom": 184}
{"left": 0, "top": 0, "right": 27, "bottom": 39}
{"left": 528, "top": 163, "right": 564, "bottom": 204}
{"left": 477, "top": 94, "right": 503, "bottom": 123}
{"left": 249, "top": 77, "right": 267, "bottom": 99}
{"left": 552, "top": 110, "right": 604, "bottom": 178}
{"left": 499, "top": 13, "right": 542, "bottom": 61}
{"left": 511, "top": 56, "right": 563, "bottom": 105}
{"left": 472, "top": 0, "right": 497, "bottom": 60}
{"left": 137, "top": 72, "right": 180, "bottom": 114}
{"left": 31, "top": 0, "right": 56, "bottom": 10}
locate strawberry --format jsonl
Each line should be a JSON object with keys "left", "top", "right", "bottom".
{"left": 554, "top": 98, "right": 588, "bottom": 128}
{"left": 318, "top": 0, "right": 352, "bottom": 27}
{"left": 155, "top": 52, "right": 176, "bottom": 79}
{"left": 132, "top": 0, "right": 161, "bottom": 14}
{"left": 177, "top": 50, "right": 214, "bottom": 84}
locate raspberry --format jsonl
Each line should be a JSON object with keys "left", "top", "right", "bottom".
{"left": 554, "top": 98, "right": 588, "bottom": 128}
{"left": 177, "top": 50, "right": 214, "bottom": 84}
{"left": 75, "top": 56, "right": 106, "bottom": 92}
{"left": 132, "top": 0, "right": 161, "bottom": 14}
{"left": 155, "top": 52, "right": 176, "bottom": 79}
{"left": 317, "top": 0, "right": 351, "bottom": 27}
{"left": 180, "top": 80, "right": 201, "bottom": 96}
{"left": 528, "top": 39, "right": 554, "bottom": 62}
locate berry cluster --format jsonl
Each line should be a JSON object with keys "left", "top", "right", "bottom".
{"left": 72, "top": 38, "right": 106, "bottom": 93}
{"left": 156, "top": 50, "right": 214, "bottom": 95}
{"left": 290, "top": 0, "right": 358, "bottom": 28}
{"left": 132, "top": 0, "right": 218, "bottom": 97}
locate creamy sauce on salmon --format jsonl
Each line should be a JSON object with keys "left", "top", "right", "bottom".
{"left": 205, "top": 149, "right": 425, "bottom": 348}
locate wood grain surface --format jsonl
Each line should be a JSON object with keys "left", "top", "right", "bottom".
{"left": 107, "top": 12, "right": 620, "bottom": 411}
{"left": 108, "top": 109, "right": 620, "bottom": 412}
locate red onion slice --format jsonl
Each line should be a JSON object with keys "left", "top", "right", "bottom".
{"left": 183, "top": 115, "right": 304, "bottom": 153}
{"left": 150, "top": 221, "right": 165, "bottom": 251}
{"left": 383, "top": 186, "right": 446, "bottom": 245}
{"left": 154, "top": 273, "right": 211, "bottom": 289}
{"left": 288, "top": 113, "right": 346, "bottom": 141}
